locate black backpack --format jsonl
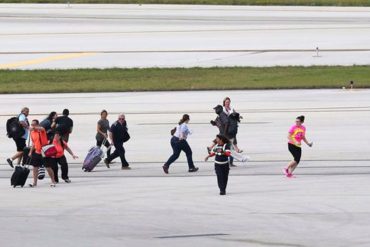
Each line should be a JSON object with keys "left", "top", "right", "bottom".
{"left": 6, "top": 116, "right": 25, "bottom": 139}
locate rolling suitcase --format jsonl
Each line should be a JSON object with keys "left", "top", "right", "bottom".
{"left": 11, "top": 165, "right": 30, "bottom": 188}
{"left": 82, "top": 146, "right": 104, "bottom": 172}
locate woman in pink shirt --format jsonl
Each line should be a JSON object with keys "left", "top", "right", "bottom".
{"left": 284, "top": 115, "right": 313, "bottom": 178}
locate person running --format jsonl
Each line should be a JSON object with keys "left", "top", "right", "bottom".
{"left": 284, "top": 115, "right": 313, "bottom": 178}
{"left": 28, "top": 120, "right": 57, "bottom": 187}
{"left": 47, "top": 131, "right": 78, "bottom": 183}
{"left": 40, "top": 111, "right": 58, "bottom": 141}
{"left": 205, "top": 135, "right": 232, "bottom": 195}
{"left": 163, "top": 114, "right": 199, "bottom": 174}
{"left": 7, "top": 107, "right": 30, "bottom": 168}
{"left": 104, "top": 113, "right": 130, "bottom": 170}
{"left": 96, "top": 110, "right": 111, "bottom": 167}
{"left": 53, "top": 109, "right": 73, "bottom": 143}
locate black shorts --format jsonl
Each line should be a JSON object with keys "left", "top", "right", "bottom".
{"left": 30, "top": 152, "right": 44, "bottom": 167}
{"left": 288, "top": 143, "right": 302, "bottom": 164}
{"left": 14, "top": 138, "right": 26, "bottom": 152}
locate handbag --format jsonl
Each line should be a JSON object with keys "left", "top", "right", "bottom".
{"left": 41, "top": 144, "right": 57, "bottom": 158}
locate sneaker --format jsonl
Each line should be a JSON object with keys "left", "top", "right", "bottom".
{"left": 29, "top": 184, "right": 37, "bottom": 188}
{"left": 7, "top": 158, "right": 14, "bottom": 168}
{"left": 188, "top": 167, "right": 199, "bottom": 173}
{"left": 104, "top": 158, "right": 110, "bottom": 168}
{"left": 64, "top": 179, "right": 71, "bottom": 183}
{"left": 162, "top": 165, "right": 169, "bottom": 174}
{"left": 286, "top": 173, "right": 294, "bottom": 178}
{"left": 50, "top": 184, "right": 56, "bottom": 187}
{"left": 220, "top": 191, "right": 226, "bottom": 195}
{"left": 121, "top": 166, "right": 131, "bottom": 170}
{"left": 230, "top": 163, "right": 237, "bottom": 167}
{"left": 283, "top": 168, "right": 289, "bottom": 176}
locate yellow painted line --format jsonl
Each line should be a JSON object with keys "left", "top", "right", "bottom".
{"left": 0, "top": 52, "right": 96, "bottom": 69}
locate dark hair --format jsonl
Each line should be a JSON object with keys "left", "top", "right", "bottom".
{"left": 223, "top": 97, "right": 231, "bottom": 106}
{"left": 63, "top": 109, "right": 69, "bottom": 116}
{"left": 216, "top": 134, "right": 230, "bottom": 144}
{"left": 101, "top": 110, "right": 108, "bottom": 116}
{"left": 179, "top": 114, "right": 190, "bottom": 125}
{"left": 296, "top": 115, "right": 305, "bottom": 123}
{"left": 32, "top": 119, "right": 39, "bottom": 125}
{"left": 47, "top": 111, "right": 57, "bottom": 121}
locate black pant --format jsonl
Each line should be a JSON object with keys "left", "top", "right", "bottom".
{"left": 107, "top": 141, "right": 129, "bottom": 167}
{"left": 47, "top": 156, "right": 69, "bottom": 182}
{"left": 288, "top": 143, "right": 302, "bottom": 164}
{"left": 165, "top": 136, "right": 195, "bottom": 169}
{"left": 96, "top": 139, "right": 111, "bottom": 158}
{"left": 215, "top": 164, "right": 230, "bottom": 193}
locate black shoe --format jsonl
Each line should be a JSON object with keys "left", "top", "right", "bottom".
{"left": 162, "top": 165, "right": 169, "bottom": 174}
{"left": 188, "top": 167, "right": 199, "bottom": 173}
{"left": 64, "top": 179, "right": 71, "bottom": 183}
{"left": 104, "top": 158, "right": 110, "bottom": 168}
{"left": 121, "top": 166, "right": 131, "bottom": 170}
{"left": 220, "top": 191, "right": 226, "bottom": 195}
{"left": 7, "top": 158, "right": 14, "bottom": 168}
{"left": 230, "top": 163, "right": 237, "bottom": 167}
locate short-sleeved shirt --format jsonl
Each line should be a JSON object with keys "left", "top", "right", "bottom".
{"left": 288, "top": 125, "right": 306, "bottom": 146}
{"left": 96, "top": 119, "right": 110, "bottom": 141}
{"left": 53, "top": 138, "right": 68, "bottom": 158}
{"left": 18, "top": 113, "right": 29, "bottom": 140}
{"left": 55, "top": 116, "right": 73, "bottom": 134}
{"left": 30, "top": 129, "right": 47, "bottom": 154}
{"left": 173, "top": 123, "right": 191, "bottom": 139}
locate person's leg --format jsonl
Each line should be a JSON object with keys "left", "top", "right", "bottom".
{"left": 50, "top": 158, "right": 59, "bottom": 183}
{"left": 181, "top": 140, "right": 196, "bottom": 170}
{"left": 44, "top": 158, "right": 56, "bottom": 185}
{"left": 8, "top": 138, "right": 26, "bottom": 167}
{"left": 222, "top": 165, "right": 230, "bottom": 193}
{"left": 59, "top": 156, "right": 70, "bottom": 182}
{"left": 104, "top": 140, "right": 111, "bottom": 158}
{"left": 286, "top": 144, "right": 301, "bottom": 175}
{"left": 215, "top": 164, "right": 224, "bottom": 194}
{"left": 117, "top": 144, "right": 129, "bottom": 168}
{"left": 30, "top": 152, "right": 41, "bottom": 187}
{"left": 164, "top": 138, "right": 181, "bottom": 167}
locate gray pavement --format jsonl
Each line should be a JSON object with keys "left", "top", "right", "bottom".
{"left": 0, "top": 89, "right": 370, "bottom": 247}
{"left": 1, "top": 4, "right": 370, "bottom": 69}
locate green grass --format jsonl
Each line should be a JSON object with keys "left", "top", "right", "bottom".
{"left": 0, "top": 0, "right": 370, "bottom": 6}
{"left": 0, "top": 66, "right": 369, "bottom": 94}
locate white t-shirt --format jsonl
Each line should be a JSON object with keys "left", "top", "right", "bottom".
{"left": 18, "top": 113, "right": 29, "bottom": 140}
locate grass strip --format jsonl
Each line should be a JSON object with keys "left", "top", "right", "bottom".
{"left": 0, "top": 66, "right": 369, "bottom": 93}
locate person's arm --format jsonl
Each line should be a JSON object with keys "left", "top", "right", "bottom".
{"left": 65, "top": 145, "right": 78, "bottom": 159}
{"left": 205, "top": 152, "right": 215, "bottom": 161}
{"left": 97, "top": 123, "right": 108, "bottom": 138}
{"left": 18, "top": 115, "right": 29, "bottom": 129}
{"left": 109, "top": 126, "right": 114, "bottom": 145}
{"left": 302, "top": 136, "right": 313, "bottom": 147}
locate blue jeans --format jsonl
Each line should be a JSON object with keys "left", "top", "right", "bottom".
{"left": 165, "top": 137, "right": 195, "bottom": 169}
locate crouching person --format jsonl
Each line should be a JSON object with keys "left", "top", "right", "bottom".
{"left": 46, "top": 132, "right": 78, "bottom": 184}
{"left": 29, "top": 120, "right": 57, "bottom": 187}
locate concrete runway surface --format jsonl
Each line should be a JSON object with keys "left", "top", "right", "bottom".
{"left": 0, "top": 4, "right": 370, "bottom": 69}
{"left": 0, "top": 89, "right": 370, "bottom": 247}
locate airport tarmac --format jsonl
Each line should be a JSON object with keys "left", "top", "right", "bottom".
{"left": 0, "top": 89, "right": 370, "bottom": 247}
{"left": 1, "top": 4, "right": 370, "bottom": 69}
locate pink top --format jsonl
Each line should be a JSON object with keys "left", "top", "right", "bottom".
{"left": 288, "top": 125, "right": 306, "bottom": 146}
